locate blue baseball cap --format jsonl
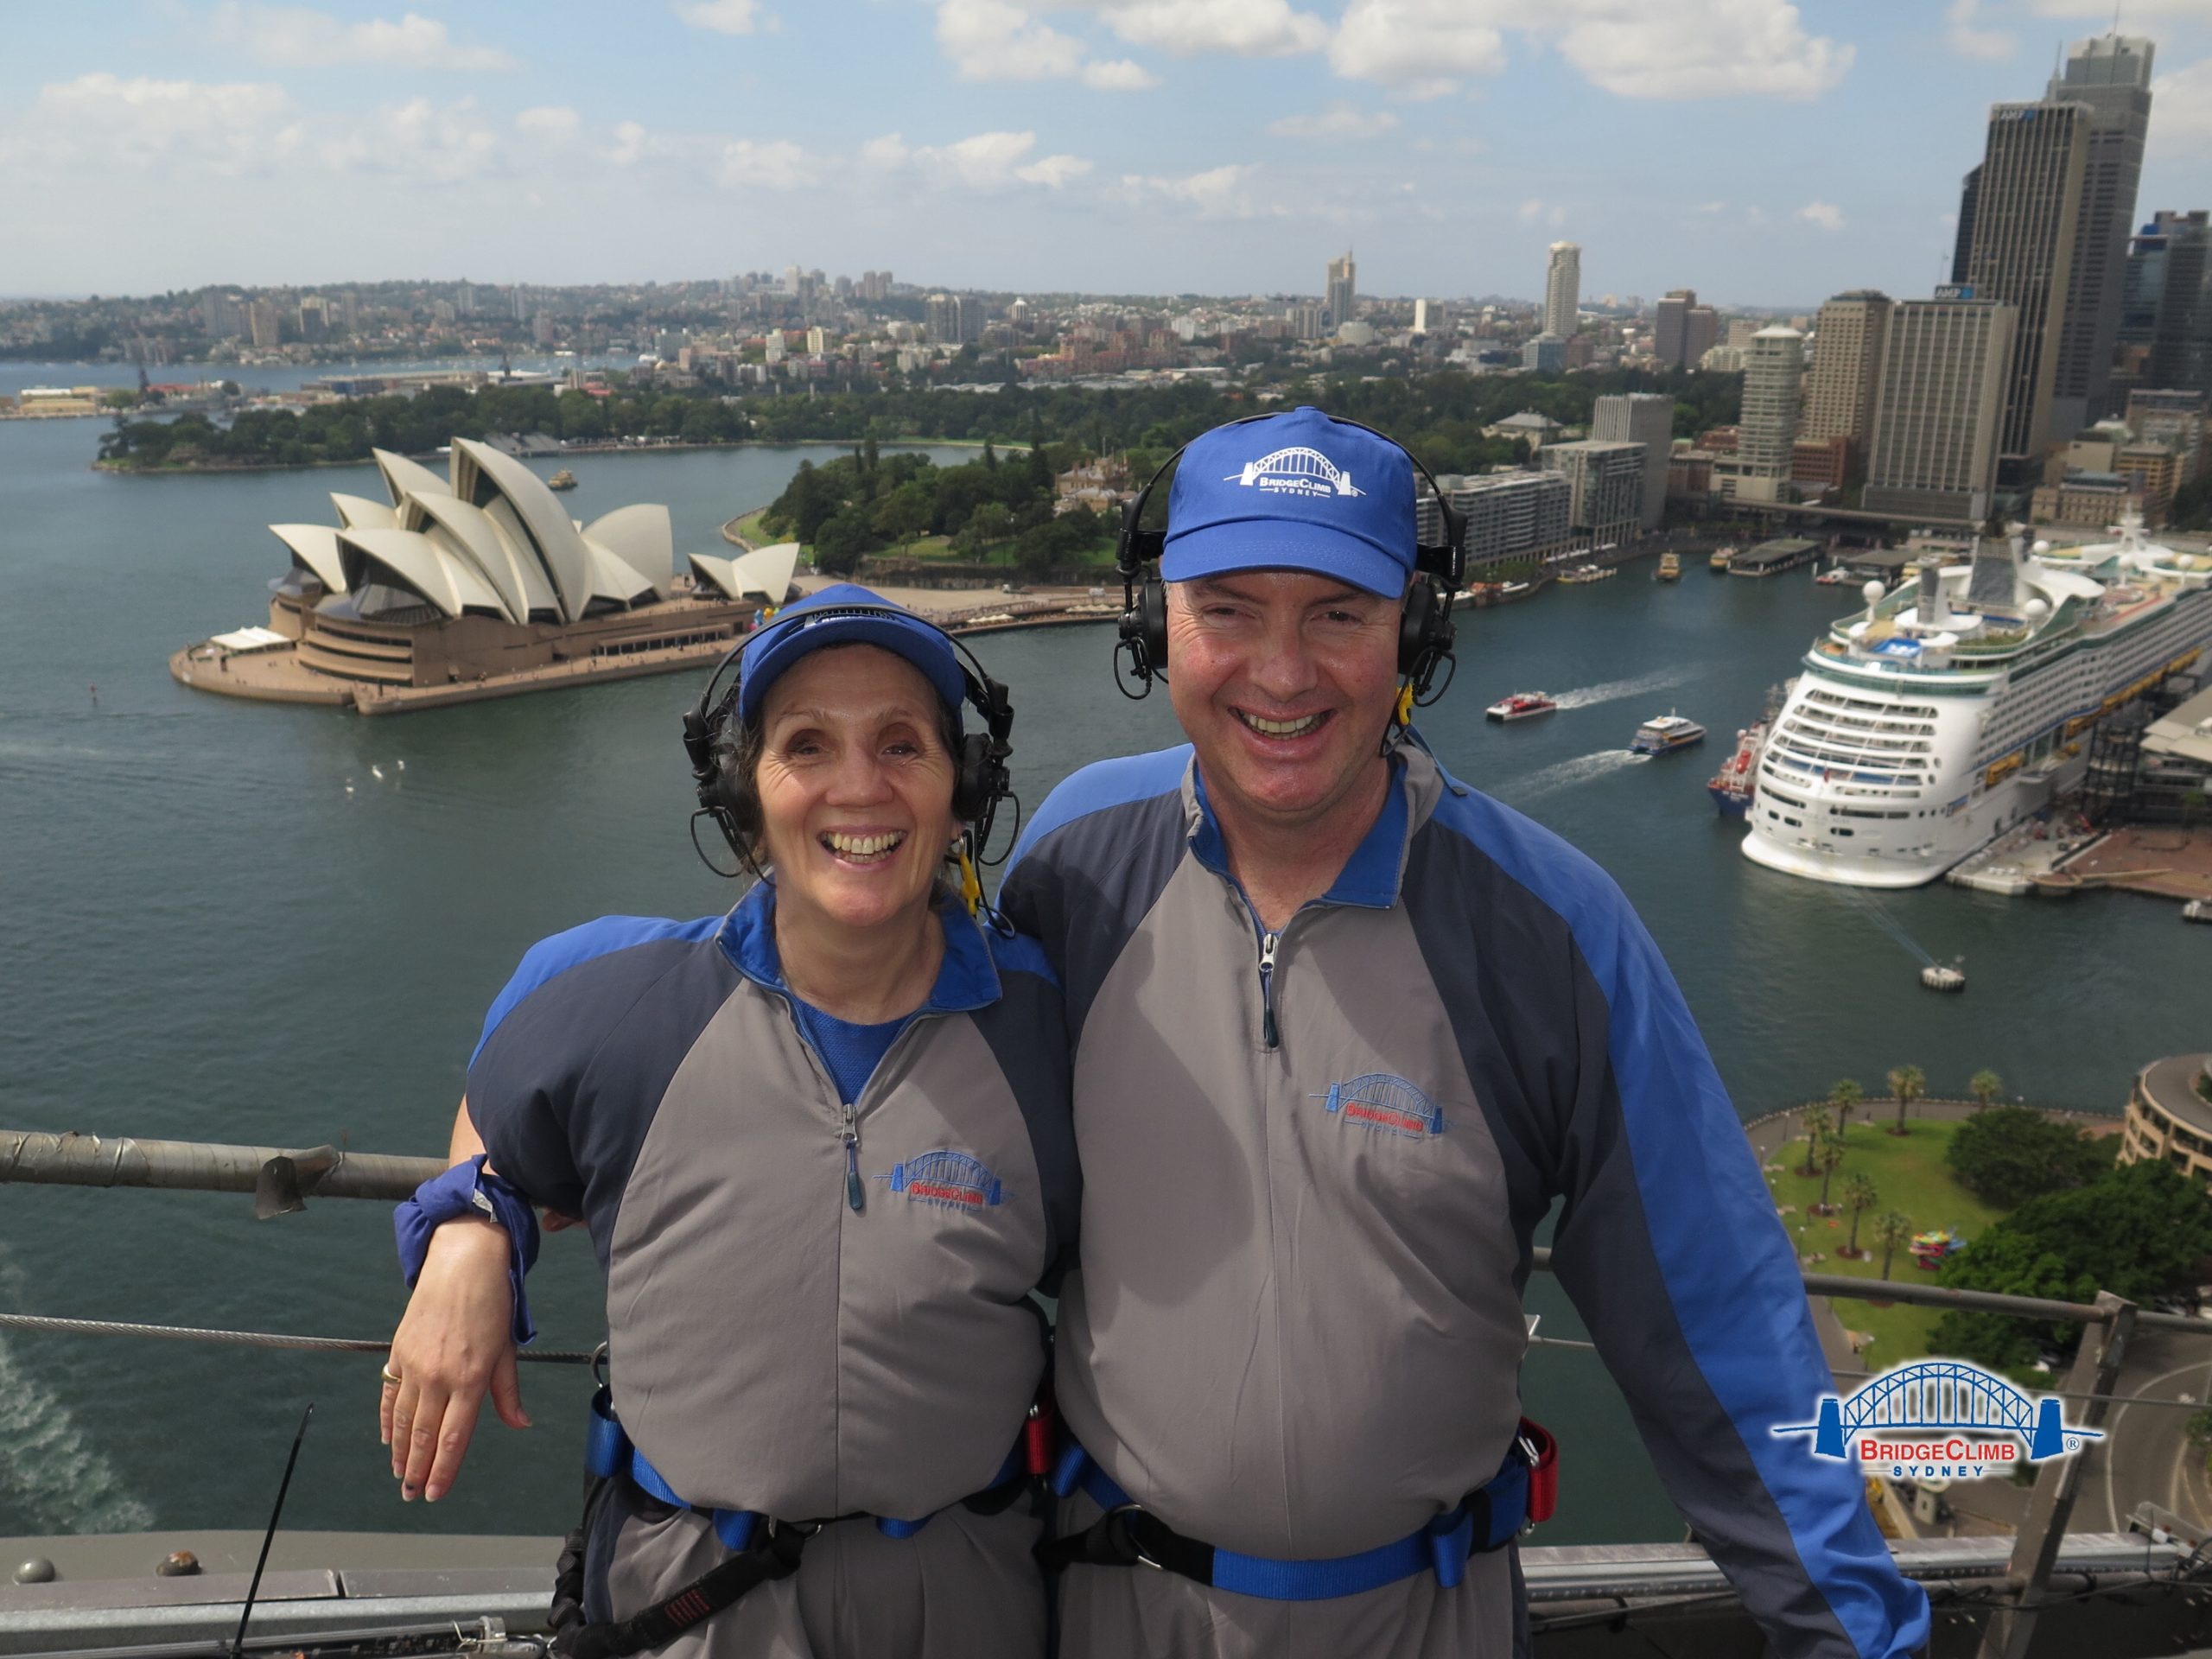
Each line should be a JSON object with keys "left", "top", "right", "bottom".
{"left": 736, "top": 582, "right": 967, "bottom": 731}
{"left": 1162, "top": 407, "right": 1416, "bottom": 598}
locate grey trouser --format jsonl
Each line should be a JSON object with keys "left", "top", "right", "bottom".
{"left": 597, "top": 1487, "right": 1046, "bottom": 1658}
{"left": 1051, "top": 1491, "right": 1529, "bottom": 1659}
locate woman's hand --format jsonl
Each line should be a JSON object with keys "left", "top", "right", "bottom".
{"left": 380, "top": 1216, "right": 529, "bottom": 1503}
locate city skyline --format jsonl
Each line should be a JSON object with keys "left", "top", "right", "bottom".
{"left": 4, "top": 3, "right": 2211, "bottom": 306}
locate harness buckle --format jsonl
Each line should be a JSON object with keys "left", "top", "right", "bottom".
{"left": 1105, "top": 1503, "right": 1165, "bottom": 1572}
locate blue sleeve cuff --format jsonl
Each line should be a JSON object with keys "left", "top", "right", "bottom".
{"left": 393, "top": 1155, "right": 541, "bottom": 1347}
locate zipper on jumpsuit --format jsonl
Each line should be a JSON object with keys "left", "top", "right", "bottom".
{"left": 840, "top": 1100, "right": 864, "bottom": 1213}
{"left": 760, "top": 982, "right": 948, "bottom": 1215}
{"left": 1257, "top": 930, "right": 1281, "bottom": 1051}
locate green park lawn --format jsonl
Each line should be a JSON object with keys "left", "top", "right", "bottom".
{"left": 728, "top": 507, "right": 775, "bottom": 549}
{"left": 1763, "top": 1117, "right": 2008, "bottom": 1373}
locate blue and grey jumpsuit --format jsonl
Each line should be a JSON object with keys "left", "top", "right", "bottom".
{"left": 999, "top": 742, "right": 1930, "bottom": 1659}
{"left": 465, "top": 881, "right": 1077, "bottom": 1657}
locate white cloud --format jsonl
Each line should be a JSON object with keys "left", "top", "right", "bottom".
{"left": 1796, "top": 199, "right": 1845, "bottom": 232}
{"left": 209, "top": 4, "right": 517, "bottom": 72}
{"left": 1331, "top": 2, "right": 1504, "bottom": 97}
{"left": 1943, "top": 0, "right": 2014, "bottom": 60}
{"left": 8, "top": 73, "right": 302, "bottom": 174}
{"left": 1080, "top": 58, "right": 1161, "bottom": 88}
{"left": 1122, "top": 162, "right": 1257, "bottom": 216}
{"left": 514, "top": 105, "right": 581, "bottom": 137}
{"left": 1088, "top": 0, "right": 1328, "bottom": 57}
{"left": 2149, "top": 58, "right": 2212, "bottom": 155}
{"left": 937, "top": 0, "right": 1150, "bottom": 86}
{"left": 1693, "top": 199, "right": 1728, "bottom": 213}
{"left": 1331, "top": 0, "right": 1849, "bottom": 100}
{"left": 863, "top": 129, "right": 1092, "bottom": 189}
{"left": 2028, "top": 0, "right": 2208, "bottom": 14}
{"left": 1515, "top": 196, "right": 1567, "bottom": 228}
{"left": 717, "top": 138, "right": 815, "bottom": 189}
{"left": 321, "top": 95, "right": 504, "bottom": 182}
{"left": 673, "top": 0, "right": 767, "bottom": 33}
{"left": 1264, "top": 102, "right": 1401, "bottom": 139}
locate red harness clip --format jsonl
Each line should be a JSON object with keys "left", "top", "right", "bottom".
{"left": 1025, "top": 1386, "right": 1058, "bottom": 1479}
{"left": 1517, "top": 1418, "right": 1558, "bottom": 1525}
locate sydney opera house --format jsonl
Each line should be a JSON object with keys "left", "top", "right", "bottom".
{"left": 171, "top": 438, "right": 798, "bottom": 713}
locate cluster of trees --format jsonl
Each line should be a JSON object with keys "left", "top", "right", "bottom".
{"left": 760, "top": 438, "right": 1112, "bottom": 578}
{"left": 1944, "top": 1103, "right": 2111, "bottom": 1208}
{"left": 1931, "top": 1159, "right": 2212, "bottom": 1369}
{"left": 97, "top": 361, "right": 1742, "bottom": 487}
{"left": 1796, "top": 1078, "right": 1914, "bottom": 1273}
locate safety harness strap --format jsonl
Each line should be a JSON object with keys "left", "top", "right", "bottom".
{"left": 552, "top": 1522, "right": 811, "bottom": 1659}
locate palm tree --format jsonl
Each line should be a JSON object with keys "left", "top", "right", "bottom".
{"left": 1814, "top": 1133, "right": 1847, "bottom": 1214}
{"left": 1888, "top": 1064, "right": 1926, "bottom": 1135}
{"left": 1798, "top": 1103, "right": 1834, "bottom": 1176}
{"left": 1829, "top": 1077, "right": 1865, "bottom": 1135}
{"left": 1840, "top": 1173, "right": 1878, "bottom": 1256}
{"left": 1872, "top": 1211, "right": 1913, "bottom": 1281}
{"left": 1969, "top": 1069, "right": 2003, "bottom": 1109}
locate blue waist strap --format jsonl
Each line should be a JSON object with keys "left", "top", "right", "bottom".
{"left": 1051, "top": 1443, "right": 1529, "bottom": 1600}
{"left": 588, "top": 1389, "right": 1022, "bottom": 1552}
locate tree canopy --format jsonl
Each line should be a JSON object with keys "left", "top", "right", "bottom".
{"left": 1945, "top": 1105, "right": 2112, "bottom": 1209}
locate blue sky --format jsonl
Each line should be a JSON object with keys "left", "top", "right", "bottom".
{"left": 3, "top": 1, "right": 2209, "bottom": 307}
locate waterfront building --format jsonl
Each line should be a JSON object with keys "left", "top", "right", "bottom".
{"left": 1864, "top": 296, "right": 2018, "bottom": 522}
{"left": 2134, "top": 679, "right": 2212, "bottom": 822}
{"left": 2030, "top": 469, "right": 2144, "bottom": 529}
{"left": 1592, "top": 391, "right": 1673, "bottom": 529}
{"left": 1960, "top": 98, "right": 2090, "bottom": 480}
{"left": 1541, "top": 440, "right": 1644, "bottom": 550}
{"left": 1326, "top": 250, "right": 1356, "bottom": 329}
{"left": 2127, "top": 389, "right": 2207, "bottom": 480}
{"left": 1543, "top": 243, "right": 1580, "bottom": 338}
{"left": 1736, "top": 327, "right": 1804, "bottom": 501}
{"left": 1802, "top": 290, "right": 1891, "bottom": 454}
{"left": 1791, "top": 435, "right": 1852, "bottom": 494}
{"left": 2117, "top": 1053, "right": 2212, "bottom": 1185}
{"left": 1419, "top": 471, "right": 1573, "bottom": 569}
{"left": 2046, "top": 35, "right": 2155, "bottom": 427}
{"left": 1522, "top": 333, "right": 1567, "bottom": 373}
{"left": 1743, "top": 513, "right": 2212, "bottom": 887}
{"left": 173, "top": 441, "right": 783, "bottom": 713}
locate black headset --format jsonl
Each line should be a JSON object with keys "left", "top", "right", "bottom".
{"left": 680, "top": 605, "right": 1015, "bottom": 880}
{"left": 1113, "top": 411, "right": 1467, "bottom": 716}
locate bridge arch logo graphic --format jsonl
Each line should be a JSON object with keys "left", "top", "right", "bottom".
{"left": 881, "top": 1149, "right": 1006, "bottom": 1211}
{"left": 1312, "top": 1073, "right": 1446, "bottom": 1139}
{"left": 1228, "top": 445, "right": 1364, "bottom": 499}
{"left": 1773, "top": 1358, "right": 2101, "bottom": 1479}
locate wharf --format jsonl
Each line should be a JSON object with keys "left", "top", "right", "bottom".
{"left": 2055, "top": 824, "right": 2212, "bottom": 902}
{"left": 1945, "top": 820, "right": 2100, "bottom": 895}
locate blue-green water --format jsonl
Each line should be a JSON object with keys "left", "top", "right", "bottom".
{"left": 0, "top": 391, "right": 2202, "bottom": 1548}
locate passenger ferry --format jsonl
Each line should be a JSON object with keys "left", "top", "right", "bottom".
{"left": 1709, "top": 546, "right": 1737, "bottom": 572}
{"left": 1630, "top": 714, "right": 1707, "bottom": 755}
{"left": 1743, "top": 514, "right": 2212, "bottom": 888}
{"left": 1486, "top": 691, "right": 1558, "bottom": 721}
{"left": 1655, "top": 552, "right": 1681, "bottom": 582}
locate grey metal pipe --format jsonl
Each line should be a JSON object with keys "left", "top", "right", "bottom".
{"left": 0, "top": 1129, "right": 442, "bottom": 1215}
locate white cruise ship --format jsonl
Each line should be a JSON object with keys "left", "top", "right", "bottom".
{"left": 1742, "top": 514, "right": 2212, "bottom": 888}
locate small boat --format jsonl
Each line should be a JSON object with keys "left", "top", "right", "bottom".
{"left": 1920, "top": 962, "right": 1967, "bottom": 993}
{"left": 1501, "top": 581, "right": 1532, "bottom": 597}
{"left": 1654, "top": 552, "right": 1681, "bottom": 582}
{"left": 547, "top": 467, "right": 577, "bottom": 490}
{"left": 1486, "top": 691, "right": 1558, "bottom": 722}
{"left": 1708, "top": 682, "right": 1789, "bottom": 816}
{"left": 1814, "top": 564, "right": 1857, "bottom": 586}
{"left": 1559, "top": 564, "right": 1615, "bottom": 585}
{"left": 1630, "top": 714, "right": 1707, "bottom": 755}
{"left": 1709, "top": 547, "right": 1736, "bottom": 572}
{"left": 2184, "top": 899, "right": 2211, "bottom": 924}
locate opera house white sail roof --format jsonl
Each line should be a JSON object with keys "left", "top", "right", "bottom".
{"left": 268, "top": 439, "right": 675, "bottom": 625}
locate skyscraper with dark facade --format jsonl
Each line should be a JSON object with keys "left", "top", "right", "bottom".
{"left": 2046, "top": 35, "right": 2155, "bottom": 428}
{"left": 1325, "top": 251, "right": 1356, "bottom": 330}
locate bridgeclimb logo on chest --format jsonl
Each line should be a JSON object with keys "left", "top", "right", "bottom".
{"left": 1312, "top": 1074, "right": 1446, "bottom": 1139}
{"left": 1772, "top": 1358, "right": 2101, "bottom": 1480}
{"left": 880, "top": 1149, "right": 1006, "bottom": 1211}
{"left": 1227, "top": 445, "right": 1364, "bottom": 499}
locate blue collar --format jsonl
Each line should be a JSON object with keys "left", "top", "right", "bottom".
{"left": 1187, "top": 754, "right": 1411, "bottom": 911}
{"left": 717, "top": 880, "right": 1002, "bottom": 1015}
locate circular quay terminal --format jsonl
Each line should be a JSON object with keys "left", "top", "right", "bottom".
{"left": 10, "top": 7, "right": 2212, "bottom": 1659}
{"left": 168, "top": 440, "right": 800, "bottom": 714}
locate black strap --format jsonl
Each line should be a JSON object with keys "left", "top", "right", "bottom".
{"left": 553, "top": 1522, "right": 812, "bottom": 1659}
{"left": 1038, "top": 1505, "right": 1217, "bottom": 1585}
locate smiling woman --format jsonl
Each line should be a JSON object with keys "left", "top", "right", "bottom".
{"left": 378, "top": 583, "right": 1073, "bottom": 1657}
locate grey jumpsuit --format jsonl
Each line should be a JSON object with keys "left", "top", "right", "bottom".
{"left": 467, "top": 885, "right": 1077, "bottom": 1657}
{"left": 999, "top": 743, "right": 1931, "bottom": 1659}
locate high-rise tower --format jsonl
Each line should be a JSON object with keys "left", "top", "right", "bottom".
{"left": 1865, "top": 296, "right": 2017, "bottom": 522}
{"left": 2046, "top": 34, "right": 2154, "bottom": 428}
{"left": 1325, "top": 251, "right": 1356, "bottom": 329}
{"left": 1738, "top": 327, "right": 1805, "bottom": 500}
{"left": 1544, "top": 243, "right": 1581, "bottom": 338}
{"left": 1802, "top": 290, "right": 1892, "bottom": 450}
{"left": 1961, "top": 99, "right": 2090, "bottom": 481}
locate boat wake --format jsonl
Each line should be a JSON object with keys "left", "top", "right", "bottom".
{"left": 1550, "top": 667, "right": 1696, "bottom": 712}
{"left": 0, "top": 1250, "right": 156, "bottom": 1535}
{"left": 1508, "top": 748, "right": 1645, "bottom": 805}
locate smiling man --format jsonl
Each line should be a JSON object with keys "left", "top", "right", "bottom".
{"left": 998, "top": 407, "right": 1929, "bottom": 1658}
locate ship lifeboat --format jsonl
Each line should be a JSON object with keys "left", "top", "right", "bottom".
{"left": 1920, "top": 963, "right": 1967, "bottom": 993}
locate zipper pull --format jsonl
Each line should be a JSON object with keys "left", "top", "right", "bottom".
{"left": 841, "top": 1103, "right": 865, "bottom": 1214}
{"left": 1258, "top": 931, "right": 1280, "bottom": 1050}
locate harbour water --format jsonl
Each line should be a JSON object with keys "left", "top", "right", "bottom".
{"left": 0, "top": 382, "right": 2202, "bottom": 1549}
